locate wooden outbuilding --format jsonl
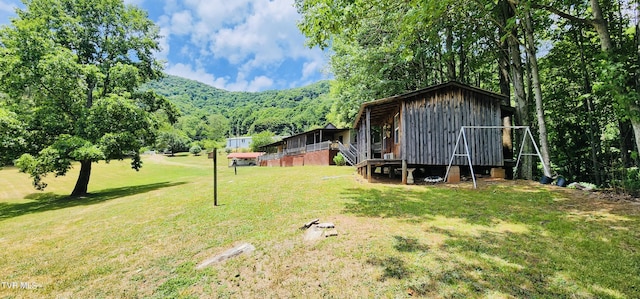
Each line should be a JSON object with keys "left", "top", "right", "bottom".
{"left": 353, "top": 81, "right": 514, "bottom": 183}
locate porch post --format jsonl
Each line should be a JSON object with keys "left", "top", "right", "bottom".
{"left": 402, "top": 160, "right": 407, "bottom": 184}
{"left": 401, "top": 101, "right": 407, "bottom": 160}
{"left": 366, "top": 108, "right": 371, "bottom": 160}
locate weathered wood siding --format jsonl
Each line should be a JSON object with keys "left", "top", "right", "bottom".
{"left": 357, "top": 121, "right": 368, "bottom": 161}
{"left": 402, "top": 88, "right": 503, "bottom": 166}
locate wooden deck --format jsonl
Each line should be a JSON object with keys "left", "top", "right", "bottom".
{"left": 356, "top": 159, "right": 408, "bottom": 184}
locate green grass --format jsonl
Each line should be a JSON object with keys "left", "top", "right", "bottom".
{"left": 1, "top": 153, "right": 639, "bottom": 298}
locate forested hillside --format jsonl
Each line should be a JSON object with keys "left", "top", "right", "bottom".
{"left": 142, "top": 75, "right": 334, "bottom": 137}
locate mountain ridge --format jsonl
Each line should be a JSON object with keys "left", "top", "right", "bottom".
{"left": 142, "top": 75, "right": 334, "bottom": 136}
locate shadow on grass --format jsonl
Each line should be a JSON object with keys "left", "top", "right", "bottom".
{"left": 342, "top": 186, "right": 557, "bottom": 226}
{"left": 367, "top": 256, "right": 412, "bottom": 281}
{"left": 344, "top": 186, "right": 640, "bottom": 297}
{"left": 394, "top": 236, "right": 430, "bottom": 253}
{"left": 0, "top": 181, "right": 186, "bottom": 221}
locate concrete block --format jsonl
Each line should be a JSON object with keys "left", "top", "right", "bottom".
{"left": 490, "top": 168, "right": 505, "bottom": 179}
{"left": 447, "top": 166, "right": 460, "bottom": 183}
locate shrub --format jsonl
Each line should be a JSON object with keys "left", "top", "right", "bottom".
{"left": 333, "top": 153, "right": 346, "bottom": 166}
{"left": 622, "top": 167, "right": 640, "bottom": 197}
{"left": 189, "top": 145, "right": 202, "bottom": 156}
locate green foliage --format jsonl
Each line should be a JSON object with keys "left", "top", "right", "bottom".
{"left": 142, "top": 76, "right": 333, "bottom": 136}
{"left": 198, "top": 139, "right": 222, "bottom": 152}
{"left": 250, "top": 131, "right": 276, "bottom": 152}
{"left": 156, "top": 128, "right": 191, "bottom": 155}
{"left": 176, "top": 113, "right": 229, "bottom": 142}
{"left": 0, "top": 107, "right": 26, "bottom": 166}
{"left": 623, "top": 168, "right": 640, "bottom": 196}
{"left": 189, "top": 144, "right": 202, "bottom": 156}
{"left": 333, "top": 152, "right": 346, "bottom": 166}
{"left": 612, "top": 167, "right": 640, "bottom": 197}
{"left": 297, "top": 0, "right": 503, "bottom": 124}
{"left": 0, "top": 0, "right": 166, "bottom": 195}
{"left": 15, "top": 134, "right": 104, "bottom": 190}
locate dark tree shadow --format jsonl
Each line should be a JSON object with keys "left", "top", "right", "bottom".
{"left": 393, "top": 236, "right": 429, "bottom": 253}
{"left": 0, "top": 181, "right": 187, "bottom": 221}
{"left": 366, "top": 256, "right": 411, "bottom": 281}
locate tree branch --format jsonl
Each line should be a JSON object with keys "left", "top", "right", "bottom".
{"left": 531, "top": 3, "right": 595, "bottom": 27}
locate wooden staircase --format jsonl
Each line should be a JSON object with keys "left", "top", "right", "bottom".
{"left": 337, "top": 142, "right": 358, "bottom": 166}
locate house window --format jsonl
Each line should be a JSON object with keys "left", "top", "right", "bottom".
{"left": 394, "top": 113, "right": 400, "bottom": 144}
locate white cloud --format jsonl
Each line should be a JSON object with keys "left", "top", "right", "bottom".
{"left": 209, "top": 0, "right": 307, "bottom": 67}
{"left": 165, "top": 63, "right": 275, "bottom": 92}
{"left": 0, "top": 0, "right": 16, "bottom": 13}
{"left": 165, "top": 63, "right": 228, "bottom": 90}
{"left": 170, "top": 10, "right": 193, "bottom": 36}
{"left": 302, "top": 61, "right": 321, "bottom": 80}
{"left": 163, "top": 0, "right": 179, "bottom": 13}
{"left": 158, "top": 0, "right": 327, "bottom": 91}
{"left": 156, "top": 26, "right": 171, "bottom": 60}
{"left": 247, "top": 75, "right": 274, "bottom": 92}
{"left": 226, "top": 73, "right": 274, "bottom": 92}
{"left": 184, "top": 0, "right": 252, "bottom": 30}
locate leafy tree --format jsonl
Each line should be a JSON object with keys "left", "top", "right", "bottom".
{"left": 250, "top": 131, "right": 276, "bottom": 152}
{"left": 189, "top": 144, "right": 202, "bottom": 156}
{"left": 177, "top": 115, "right": 210, "bottom": 141}
{"left": 206, "top": 114, "right": 230, "bottom": 141}
{"left": 533, "top": 0, "right": 640, "bottom": 165}
{"left": 0, "top": 0, "right": 172, "bottom": 196}
{"left": 0, "top": 106, "right": 26, "bottom": 166}
{"left": 155, "top": 127, "right": 191, "bottom": 155}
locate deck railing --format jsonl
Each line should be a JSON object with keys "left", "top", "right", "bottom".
{"left": 337, "top": 142, "right": 358, "bottom": 166}
{"left": 259, "top": 141, "right": 335, "bottom": 162}
{"left": 305, "top": 141, "right": 331, "bottom": 152}
{"left": 258, "top": 153, "right": 283, "bottom": 162}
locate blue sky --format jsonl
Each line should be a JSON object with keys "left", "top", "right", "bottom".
{"left": 0, "top": 0, "right": 329, "bottom": 92}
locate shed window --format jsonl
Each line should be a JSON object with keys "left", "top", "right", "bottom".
{"left": 394, "top": 113, "right": 400, "bottom": 144}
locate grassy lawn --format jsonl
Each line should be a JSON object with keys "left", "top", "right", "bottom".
{"left": 1, "top": 153, "right": 639, "bottom": 298}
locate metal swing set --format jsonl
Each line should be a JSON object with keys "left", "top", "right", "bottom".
{"left": 444, "top": 126, "right": 550, "bottom": 188}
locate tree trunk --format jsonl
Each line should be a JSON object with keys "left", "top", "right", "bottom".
{"left": 637, "top": 5, "right": 640, "bottom": 89}
{"left": 499, "top": 49, "right": 513, "bottom": 161}
{"left": 589, "top": 0, "right": 640, "bottom": 157}
{"left": 71, "top": 160, "right": 92, "bottom": 197}
{"left": 575, "top": 28, "right": 603, "bottom": 184}
{"left": 632, "top": 118, "right": 640, "bottom": 165}
{"left": 619, "top": 120, "right": 634, "bottom": 167}
{"left": 445, "top": 24, "right": 456, "bottom": 80}
{"left": 635, "top": 8, "right": 640, "bottom": 162}
{"left": 458, "top": 29, "right": 466, "bottom": 82}
{"left": 589, "top": 0, "right": 613, "bottom": 52}
{"left": 523, "top": 8, "right": 552, "bottom": 177}
{"left": 539, "top": 0, "right": 640, "bottom": 156}
{"left": 501, "top": 0, "right": 532, "bottom": 179}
